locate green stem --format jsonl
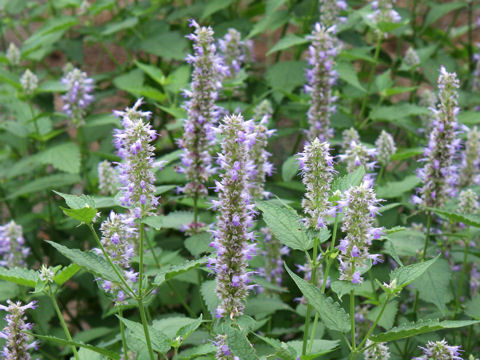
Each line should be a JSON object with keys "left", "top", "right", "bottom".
{"left": 49, "top": 292, "right": 80, "bottom": 360}
{"left": 456, "top": 225, "right": 470, "bottom": 314}
{"left": 137, "top": 223, "right": 155, "bottom": 360}
{"left": 357, "top": 295, "right": 391, "bottom": 350}
{"left": 421, "top": 211, "right": 432, "bottom": 261}
{"left": 87, "top": 225, "right": 136, "bottom": 297}
{"left": 350, "top": 289, "right": 356, "bottom": 351}
{"left": 193, "top": 192, "right": 199, "bottom": 225}
{"left": 358, "top": 34, "right": 383, "bottom": 128}
{"left": 77, "top": 126, "right": 92, "bottom": 193}
{"left": 377, "top": 165, "right": 385, "bottom": 184}
{"left": 118, "top": 308, "right": 129, "bottom": 358}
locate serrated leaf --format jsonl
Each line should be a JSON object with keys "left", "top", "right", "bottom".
{"left": 244, "top": 296, "right": 292, "bottom": 318}
{"left": 142, "top": 216, "right": 163, "bottom": 230}
{"left": 376, "top": 175, "right": 420, "bottom": 199}
{"left": 331, "top": 166, "right": 365, "bottom": 193}
{"left": 225, "top": 326, "right": 257, "bottom": 360}
{"left": 389, "top": 255, "right": 439, "bottom": 288}
{"left": 366, "top": 300, "right": 398, "bottom": 330}
{"left": 146, "top": 211, "right": 194, "bottom": 230}
{"left": 465, "top": 294, "right": 480, "bottom": 319}
{"left": 265, "top": 60, "right": 306, "bottom": 94}
{"left": 0, "top": 267, "right": 39, "bottom": 287}
{"left": 185, "top": 232, "right": 213, "bottom": 257}
{"left": 54, "top": 264, "right": 81, "bottom": 285}
{"left": 53, "top": 191, "right": 96, "bottom": 209}
{"left": 267, "top": 33, "right": 309, "bottom": 55}
{"left": 428, "top": 208, "right": 480, "bottom": 227}
{"left": 282, "top": 155, "right": 299, "bottom": 182}
{"left": 118, "top": 316, "right": 171, "bottom": 353}
{"left": 37, "top": 142, "right": 80, "bottom": 174}
{"left": 285, "top": 265, "right": 350, "bottom": 333}
{"left": 34, "top": 334, "right": 120, "bottom": 359}
{"left": 176, "top": 315, "right": 203, "bottom": 340}
{"left": 255, "top": 334, "right": 296, "bottom": 360}
{"left": 153, "top": 257, "right": 208, "bottom": 286}
{"left": 61, "top": 206, "right": 98, "bottom": 224}
{"left": 330, "top": 280, "right": 375, "bottom": 299}
{"left": 135, "top": 61, "right": 165, "bottom": 85}
{"left": 46, "top": 241, "right": 120, "bottom": 284}
{"left": 178, "top": 343, "right": 216, "bottom": 359}
{"left": 200, "top": 280, "right": 219, "bottom": 318}
{"left": 256, "top": 201, "right": 312, "bottom": 251}
{"left": 370, "top": 319, "right": 479, "bottom": 342}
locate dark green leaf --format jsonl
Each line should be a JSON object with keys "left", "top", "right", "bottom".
{"left": 118, "top": 317, "right": 171, "bottom": 353}
{"left": 61, "top": 206, "right": 98, "bottom": 224}
{"left": 390, "top": 255, "right": 439, "bottom": 288}
{"left": 225, "top": 326, "right": 258, "bottom": 360}
{"left": 0, "top": 267, "right": 39, "bottom": 287}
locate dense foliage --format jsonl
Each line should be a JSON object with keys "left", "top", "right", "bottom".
{"left": 1, "top": 0, "right": 480, "bottom": 359}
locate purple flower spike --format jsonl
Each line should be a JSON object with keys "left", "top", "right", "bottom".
{"left": 214, "top": 334, "right": 240, "bottom": 360}
{"left": 413, "top": 339, "right": 462, "bottom": 360}
{"left": 0, "top": 220, "right": 29, "bottom": 268}
{"left": 415, "top": 67, "right": 460, "bottom": 208}
{"left": 305, "top": 24, "right": 339, "bottom": 142}
{"left": 218, "top": 28, "right": 251, "bottom": 77}
{"left": 0, "top": 300, "right": 38, "bottom": 360}
{"left": 319, "top": 0, "right": 347, "bottom": 27}
{"left": 61, "top": 67, "right": 94, "bottom": 126}
{"left": 113, "top": 99, "right": 158, "bottom": 218}
{"left": 338, "top": 181, "right": 383, "bottom": 283}
{"left": 211, "top": 114, "right": 255, "bottom": 319}
{"left": 364, "top": 340, "right": 390, "bottom": 360}
{"left": 177, "top": 19, "right": 227, "bottom": 203}
{"left": 459, "top": 126, "right": 480, "bottom": 187}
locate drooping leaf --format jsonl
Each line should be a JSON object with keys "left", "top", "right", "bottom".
{"left": 428, "top": 208, "right": 480, "bottom": 227}
{"left": 61, "top": 206, "right": 98, "bottom": 224}
{"left": 257, "top": 201, "right": 313, "bottom": 251}
{"left": 54, "top": 264, "right": 81, "bottom": 286}
{"left": 0, "top": 267, "right": 39, "bottom": 287}
{"left": 285, "top": 265, "right": 350, "bottom": 333}
{"left": 53, "top": 191, "right": 96, "bottom": 209}
{"left": 282, "top": 155, "right": 299, "bottom": 182}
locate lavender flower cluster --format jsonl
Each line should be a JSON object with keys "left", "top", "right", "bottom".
{"left": 113, "top": 99, "right": 159, "bottom": 219}
{"left": 61, "top": 67, "right": 94, "bottom": 126}
{"left": 210, "top": 114, "right": 256, "bottom": 319}
{"left": 214, "top": 334, "right": 239, "bottom": 360}
{"left": 338, "top": 181, "right": 383, "bottom": 283}
{"left": 177, "top": 19, "right": 227, "bottom": 198}
{"left": 218, "top": 28, "right": 251, "bottom": 77}
{"left": 319, "top": 0, "right": 347, "bottom": 27}
{"left": 0, "top": 300, "right": 37, "bottom": 360}
{"left": 98, "top": 160, "right": 119, "bottom": 195}
{"left": 375, "top": 130, "right": 396, "bottom": 166}
{"left": 0, "top": 220, "right": 29, "bottom": 268}
{"left": 413, "top": 339, "right": 463, "bottom": 360}
{"left": 367, "top": 0, "right": 401, "bottom": 26}
{"left": 305, "top": 23, "right": 339, "bottom": 142}
{"left": 364, "top": 340, "right": 390, "bottom": 360}
{"left": 338, "top": 140, "right": 376, "bottom": 173}
{"left": 297, "top": 138, "right": 336, "bottom": 229}
{"left": 414, "top": 67, "right": 461, "bottom": 208}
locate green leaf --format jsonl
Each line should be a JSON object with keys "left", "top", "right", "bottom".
{"left": 135, "top": 61, "right": 165, "bottom": 85}
{"left": 427, "top": 208, "right": 480, "bottom": 227}
{"left": 255, "top": 334, "right": 297, "bottom": 360}
{"left": 37, "top": 80, "right": 68, "bottom": 93}
{"left": 331, "top": 166, "right": 365, "bottom": 193}
{"left": 366, "top": 300, "right": 398, "bottom": 330}
{"left": 390, "top": 147, "right": 423, "bottom": 161}
{"left": 244, "top": 296, "right": 292, "bottom": 318}
{"left": 142, "top": 216, "right": 163, "bottom": 230}
{"left": 248, "top": 10, "right": 289, "bottom": 39}
{"left": 200, "top": 280, "right": 219, "bottom": 318}
{"left": 256, "top": 201, "right": 312, "bottom": 251}
{"left": 330, "top": 280, "right": 375, "bottom": 299}
{"left": 176, "top": 315, "right": 203, "bottom": 340}
{"left": 139, "top": 31, "right": 188, "bottom": 61}
{"left": 8, "top": 174, "right": 81, "bottom": 199}
{"left": 337, "top": 61, "right": 365, "bottom": 92}
{"left": 282, "top": 156, "right": 299, "bottom": 182}
{"left": 161, "top": 211, "right": 194, "bottom": 230}
{"left": 370, "top": 319, "right": 479, "bottom": 342}
{"left": 267, "top": 34, "right": 309, "bottom": 55}
{"left": 178, "top": 343, "right": 216, "bottom": 359}
{"left": 285, "top": 265, "right": 350, "bottom": 333}
{"left": 266, "top": 60, "right": 306, "bottom": 93}
{"left": 375, "top": 70, "right": 392, "bottom": 93}
{"left": 34, "top": 334, "right": 120, "bottom": 359}
{"left": 412, "top": 258, "right": 453, "bottom": 314}
{"left": 370, "top": 104, "right": 429, "bottom": 123}
{"left": 61, "top": 206, "right": 98, "bottom": 224}
{"left": 54, "top": 264, "right": 81, "bottom": 285}
{"left": 36, "top": 142, "right": 80, "bottom": 174}
{"left": 389, "top": 255, "right": 439, "bottom": 288}
{"left": 423, "top": 2, "right": 464, "bottom": 28}
{"left": 465, "top": 294, "right": 480, "bottom": 319}
{"left": 225, "top": 326, "right": 258, "bottom": 360}
{"left": 201, "top": 0, "right": 235, "bottom": 19}
{"left": 53, "top": 191, "right": 96, "bottom": 209}
{"left": 0, "top": 267, "right": 39, "bottom": 287}
{"left": 46, "top": 241, "right": 121, "bottom": 284}
{"left": 185, "top": 232, "right": 213, "bottom": 257}
{"left": 101, "top": 17, "right": 138, "bottom": 35}
{"left": 287, "top": 339, "right": 340, "bottom": 358}
{"left": 119, "top": 316, "right": 171, "bottom": 353}
{"left": 153, "top": 257, "right": 208, "bottom": 286}
{"left": 153, "top": 316, "right": 202, "bottom": 339}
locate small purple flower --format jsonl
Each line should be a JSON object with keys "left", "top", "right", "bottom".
{"left": 218, "top": 28, "right": 251, "bottom": 77}
{"left": 319, "top": 0, "right": 347, "bottom": 27}
{"left": 210, "top": 114, "right": 256, "bottom": 319}
{"left": 113, "top": 99, "right": 159, "bottom": 218}
{"left": 338, "top": 140, "right": 376, "bottom": 173}
{"left": 0, "top": 300, "right": 38, "bottom": 360}
{"left": 338, "top": 181, "right": 383, "bottom": 283}
{"left": 214, "top": 334, "right": 240, "bottom": 360}
{"left": 415, "top": 67, "right": 461, "bottom": 208}
{"left": 305, "top": 23, "right": 339, "bottom": 142}
{"left": 297, "top": 138, "right": 336, "bottom": 229}
{"left": 177, "top": 19, "right": 227, "bottom": 202}
{"left": 413, "top": 339, "right": 462, "bottom": 360}
{"left": 0, "top": 220, "right": 30, "bottom": 268}
{"left": 367, "top": 0, "right": 401, "bottom": 26}
{"left": 61, "top": 67, "right": 94, "bottom": 126}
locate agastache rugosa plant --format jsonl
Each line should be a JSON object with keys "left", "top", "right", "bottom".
{"left": 61, "top": 67, "right": 94, "bottom": 127}
{"left": 177, "top": 19, "right": 227, "bottom": 202}
{"left": 364, "top": 340, "right": 390, "bottom": 360}
{"left": 375, "top": 130, "right": 396, "bottom": 166}
{"left": 413, "top": 339, "right": 463, "bottom": 360}
{"left": 319, "top": 0, "right": 347, "bottom": 27}
{"left": 305, "top": 23, "right": 339, "bottom": 142}
{"left": 20, "top": 69, "right": 38, "bottom": 95}
{"left": 414, "top": 67, "right": 461, "bottom": 208}
{"left": 0, "top": 300, "right": 38, "bottom": 360}
{"left": 210, "top": 113, "right": 256, "bottom": 319}
{"left": 459, "top": 126, "right": 480, "bottom": 187}
{"left": 367, "top": 0, "right": 401, "bottom": 26}
{"left": 218, "top": 28, "right": 251, "bottom": 77}
{"left": 338, "top": 181, "right": 383, "bottom": 283}
{"left": 0, "top": 220, "right": 29, "bottom": 268}
{"left": 113, "top": 98, "right": 159, "bottom": 219}
{"left": 214, "top": 334, "right": 239, "bottom": 360}
{"left": 338, "top": 140, "right": 376, "bottom": 173}
{"left": 6, "top": 43, "right": 20, "bottom": 65}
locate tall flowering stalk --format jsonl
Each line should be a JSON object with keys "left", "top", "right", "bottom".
{"left": 367, "top": 0, "right": 401, "bottom": 26}
{"left": 98, "top": 160, "right": 119, "bottom": 195}
{"left": 214, "top": 334, "right": 240, "bottom": 360}
{"left": 319, "top": 0, "right": 347, "bottom": 27}
{"left": 297, "top": 138, "right": 335, "bottom": 229}
{"left": 413, "top": 339, "right": 462, "bottom": 360}
{"left": 210, "top": 114, "right": 256, "bottom": 319}
{"left": 177, "top": 19, "right": 227, "bottom": 200}
{"left": 113, "top": 99, "right": 159, "bottom": 219}
{"left": 414, "top": 67, "right": 461, "bottom": 208}
{"left": 375, "top": 130, "right": 396, "bottom": 166}
{"left": 0, "top": 300, "right": 37, "bottom": 360}
{"left": 459, "top": 126, "right": 480, "bottom": 187}
{"left": 0, "top": 220, "right": 30, "bottom": 268}
{"left": 338, "top": 140, "right": 376, "bottom": 173}
{"left": 20, "top": 69, "right": 38, "bottom": 95}
{"left": 61, "top": 67, "right": 94, "bottom": 126}
{"left": 6, "top": 43, "right": 20, "bottom": 65}
{"left": 305, "top": 23, "right": 339, "bottom": 142}
{"left": 364, "top": 340, "right": 390, "bottom": 360}
{"left": 338, "top": 181, "right": 383, "bottom": 283}
{"left": 218, "top": 28, "right": 250, "bottom": 77}
{"left": 342, "top": 127, "right": 360, "bottom": 150}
